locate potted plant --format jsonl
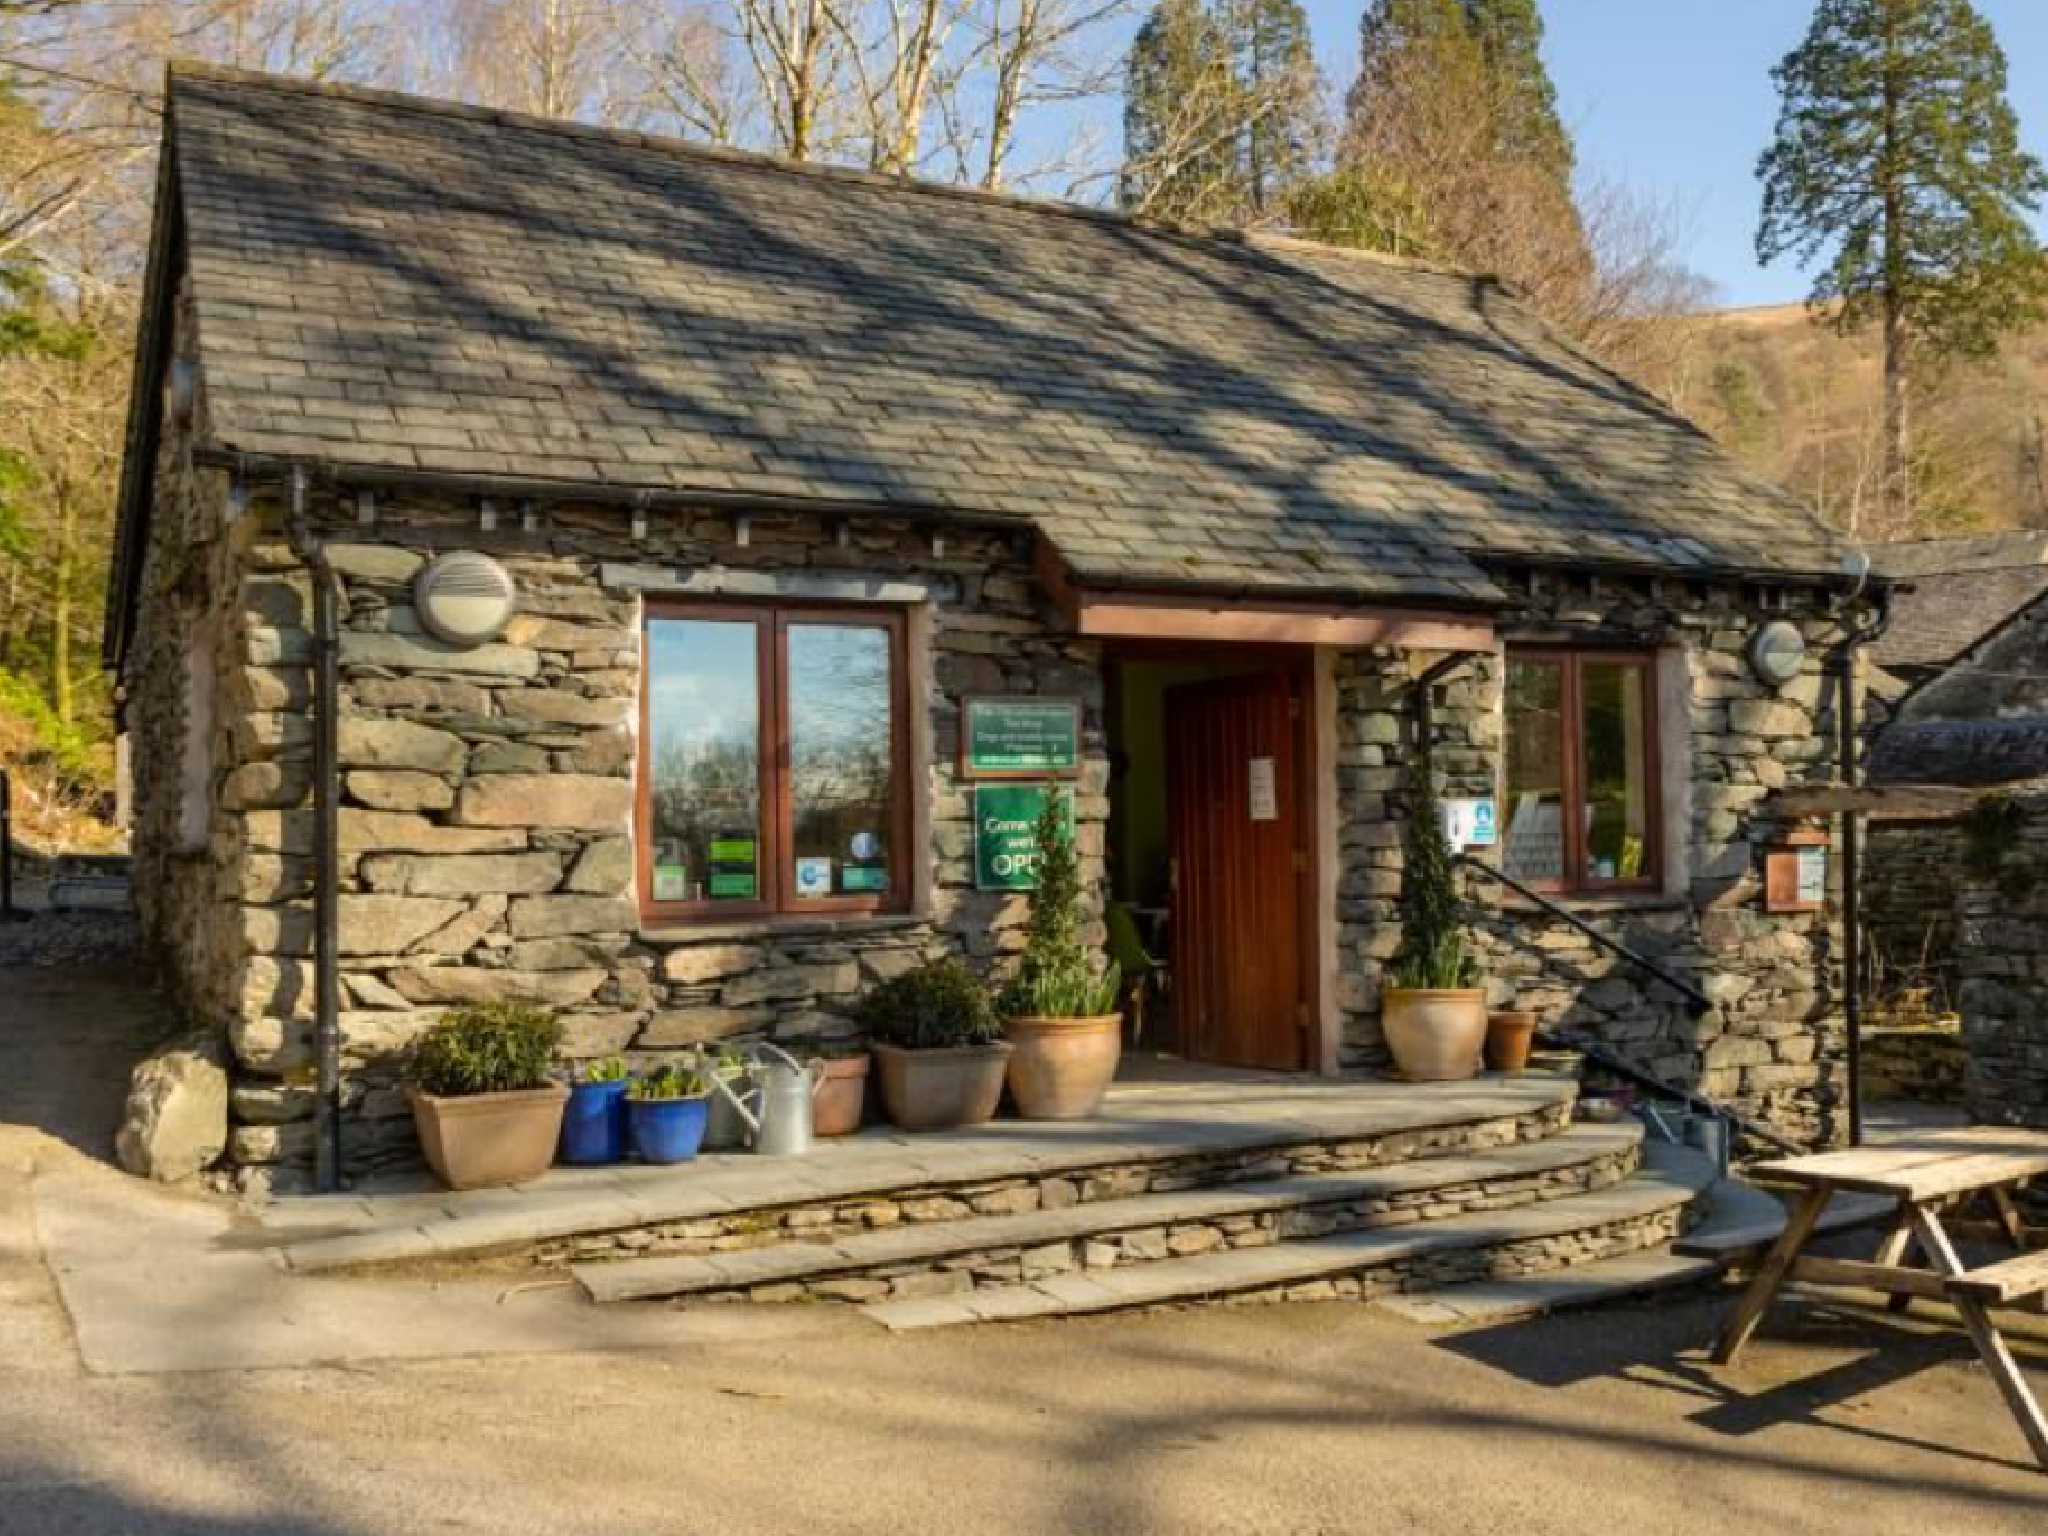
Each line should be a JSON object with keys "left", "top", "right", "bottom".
{"left": 627, "top": 1064, "right": 712, "bottom": 1164}
{"left": 558, "top": 1055, "right": 632, "bottom": 1166}
{"left": 1485, "top": 1009, "right": 1539, "bottom": 1074}
{"left": 405, "top": 1000, "right": 568, "bottom": 1190}
{"left": 810, "top": 1042, "right": 870, "bottom": 1137}
{"left": 1381, "top": 759, "right": 1487, "bottom": 1082}
{"left": 996, "top": 784, "right": 1123, "bottom": 1120}
{"left": 855, "top": 958, "right": 1010, "bottom": 1130}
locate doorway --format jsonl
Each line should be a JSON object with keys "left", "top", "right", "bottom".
{"left": 1107, "top": 648, "right": 1318, "bottom": 1072}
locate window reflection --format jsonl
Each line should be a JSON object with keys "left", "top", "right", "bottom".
{"left": 647, "top": 619, "right": 761, "bottom": 904}
{"left": 1503, "top": 659, "right": 1565, "bottom": 886}
{"left": 788, "top": 624, "right": 894, "bottom": 900}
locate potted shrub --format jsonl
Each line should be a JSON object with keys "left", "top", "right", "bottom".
{"left": 855, "top": 958, "right": 1010, "bottom": 1130}
{"left": 996, "top": 784, "right": 1123, "bottom": 1120}
{"left": 558, "top": 1055, "right": 632, "bottom": 1166}
{"left": 628, "top": 1064, "right": 712, "bottom": 1165}
{"left": 810, "top": 1043, "right": 870, "bottom": 1137}
{"left": 406, "top": 1000, "right": 568, "bottom": 1190}
{"left": 1381, "top": 759, "right": 1487, "bottom": 1082}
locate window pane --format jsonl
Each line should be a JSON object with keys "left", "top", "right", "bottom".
{"left": 1503, "top": 660, "right": 1566, "bottom": 885}
{"left": 788, "top": 624, "right": 894, "bottom": 900}
{"left": 1582, "top": 661, "right": 1652, "bottom": 883}
{"left": 647, "top": 618, "right": 762, "bottom": 903}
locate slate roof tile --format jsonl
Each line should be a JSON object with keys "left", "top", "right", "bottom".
{"left": 161, "top": 65, "right": 1844, "bottom": 608}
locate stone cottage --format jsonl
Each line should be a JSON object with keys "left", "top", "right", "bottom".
{"left": 107, "top": 66, "right": 1873, "bottom": 1190}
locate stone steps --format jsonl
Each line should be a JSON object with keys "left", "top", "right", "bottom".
{"left": 863, "top": 1142, "right": 1716, "bottom": 1331}
{"left": 1370, "top": 1173, "right": 1788, "bottom": 1327}
{"left": 574, "top": 1124, "right": 1645, "bottom": 1304}
{"left": 272, "top": 1077, "right": 1578, "bottom": 1273}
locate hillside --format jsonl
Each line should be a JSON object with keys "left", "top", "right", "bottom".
{"left": 1674, "top": 302, "right": 2048, "bottom": 546}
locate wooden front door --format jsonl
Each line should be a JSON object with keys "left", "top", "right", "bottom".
{"left": 1165, "top": 668, "right": 1310, "bottom": 1070}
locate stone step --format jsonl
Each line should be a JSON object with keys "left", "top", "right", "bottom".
{"left": 1370, "top": 1172, "right": 1787, "bottom": 1327}
{"left": 863, "top": 1142, "right": 1715, "bottom": 1331}
{"left": 273, "top": 1077, "right": 1577, "bottom": 1273}
{"left": 575, "top": 1124, "right": 1645, "bottom": 1303}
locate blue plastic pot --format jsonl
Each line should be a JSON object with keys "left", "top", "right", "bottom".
{"left": 559, "top": 1078, "right": 631, "bottom": 1166}
{"left": 629, "top": 1094, "right": 711, "bottom": 1165}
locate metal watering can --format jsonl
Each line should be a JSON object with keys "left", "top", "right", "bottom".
{"left": 707, "top": 1044, "right": 823, "bottom": 1157}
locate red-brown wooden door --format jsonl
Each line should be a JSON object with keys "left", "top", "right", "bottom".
{"left": 1165, "top": 669, "right": 1310, "bottom": 1071}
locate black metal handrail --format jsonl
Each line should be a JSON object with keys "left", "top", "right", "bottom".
{"left": 1538, "top": 1025, "right": 1806, "bottom": 1157}
{"left": 1454, "top": 853, "right": 1808, "bottom": 1156}
{"left": 1454, "top": 854, "right": 1712, "bottom": 1013}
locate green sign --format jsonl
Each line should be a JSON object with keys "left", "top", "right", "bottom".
{"left": 963, "top": 697, "right": 1080, "bottom": 777}
{"left": 974, "top": 784, "right": 1073, "bottom": 891}
{"left": 708, "top": 832, "right": 758, "bottom": 901}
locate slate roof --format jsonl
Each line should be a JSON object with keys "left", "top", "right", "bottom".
{"left": 1871, "top": 533, "right": 2048, "bottom": 673}
{"left": 135, "top": 66, "right": 1843, "bottom": 616}
{"left": 1866, "top": 718, "right": 2048, "bottom": 788}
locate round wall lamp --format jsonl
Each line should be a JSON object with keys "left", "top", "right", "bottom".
{"left": 1747, "top": 619, "right": 1808, "bottom": 688}
{"left": 415, "top": 552, "right": 517, "bottom": 647}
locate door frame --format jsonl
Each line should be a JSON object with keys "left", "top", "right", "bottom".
{"left": 1105, "top": 641, "right": 1338, "bottom": 1076}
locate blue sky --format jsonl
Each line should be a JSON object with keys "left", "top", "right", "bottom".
{"left": 1280, "top": 0, "right": 2048, "bottom": 309}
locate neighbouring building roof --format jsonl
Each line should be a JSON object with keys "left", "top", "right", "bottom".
{"left": 1872, "top": 532, "right": 2048, "bottom": 673}
{"left": 111, "top": 66, "right": 1847, "bottom": 658}
{"left": 1867, "top": 718, "right": 2048, "bottom": 788}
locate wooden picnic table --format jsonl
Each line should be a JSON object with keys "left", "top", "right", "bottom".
{"left": 1710, "top": 1127, "right": 2048, "bottom": 1471}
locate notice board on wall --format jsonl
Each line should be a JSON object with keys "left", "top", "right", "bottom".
{"left": 961, "top": 697, "right": 1080, "bottom": 779}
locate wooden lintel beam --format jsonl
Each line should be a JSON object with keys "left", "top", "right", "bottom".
{"left": 1071, "top": 595, "right": 1495, "bottom": 652}
{"left": 1769, "top": 783, "right": 1988, "bottom": 821}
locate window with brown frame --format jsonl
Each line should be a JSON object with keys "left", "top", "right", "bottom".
{"left": 638, "top": 602, "right": 910, "bottom": 922}
{"left": 1501, "top": 649, "right": 1662, "bottom": 895}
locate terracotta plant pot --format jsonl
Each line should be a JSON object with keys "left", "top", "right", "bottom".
{"left": 1485, "top": 1010, "right": 1539, "bottom": 1074}
{"left": 1380, "top": 988, "right": 1487, "bottom": 1082}
{"left": 409, "top": 1081, "right": 569, "bottom": 1191}
{"left": 1003, "top": 1014, "right": 1123, "bottom": 1120}
{"left": 872, "top": 1041, "right": 1012, "bottom": 1130}
{"left": 813, "top": 1054, "right": 870, "bottom": 1137}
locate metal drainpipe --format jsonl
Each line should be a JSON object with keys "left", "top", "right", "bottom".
{"left": 284, "top": 466, "right": 345, "bottom": 1193}
{"left": 1829, "top": 589, "right": 1894, "bottom": 1148}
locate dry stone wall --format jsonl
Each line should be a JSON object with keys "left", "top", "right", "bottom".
{"left": 1334, "top": 575, "right": 1853, "bottom": 1144}
{"left": 1955, "top": 794, "right": 2048, "bottom": 1128}
{"left": 1864, "top": 821, "right": 1964, "bottom": 1005}
{"left": 137, "top": 483, "right": 1109, "bottom": 1188}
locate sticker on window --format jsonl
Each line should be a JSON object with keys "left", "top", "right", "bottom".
{"left": 841, "top": 865, "right": 888, "bottom": 893}
{"left": 708, "top": 833, "right": 758, "bottom": 900}
{"left": 796, "top": 857, "right": 834, "bottom": 899}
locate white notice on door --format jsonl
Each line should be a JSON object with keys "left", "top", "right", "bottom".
{"left": 1248, "top": 756, "right": 1278, "bottom": 821}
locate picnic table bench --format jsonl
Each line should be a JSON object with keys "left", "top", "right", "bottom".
{"left": 1699, "top": 1127, "right": 2048, "bottom": 1472}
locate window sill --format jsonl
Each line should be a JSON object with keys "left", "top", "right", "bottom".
{"left": 638, "top": 912, "right": 932, "bottom": 946}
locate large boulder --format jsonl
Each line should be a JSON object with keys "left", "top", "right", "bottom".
{"left": 116, "top": 1034, "right": 230, "bottom": 1183}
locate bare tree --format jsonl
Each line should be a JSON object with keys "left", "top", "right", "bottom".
{"left": 966, "top": 0, "right": 1126, "bottom": 190}
{"left": 433, "top": 0, "right": 640, "bottom": 122}
{"left": 819, "top": 0, "right": 961, "bottom": 173}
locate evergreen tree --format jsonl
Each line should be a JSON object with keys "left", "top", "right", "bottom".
{"left": 1120, "top": 0, "right": 1319, "bottom": 225}
{"left": 1758, "top": 0, "right": 2048, "bottom": 531}
{"left": 1121, "top": 0, "right": 1240, "bottom": 222}
{"left": 1461, "top": 0, "right": 1571, "bottom": 179}
{"left": 1224, "top": 0, "right": 1318, "bottom": 217}
{"left": 1333, "top": 0, "right": 1587, "bottom": 303}
{"left": 1352, "top": 0, "right": 1568, "bottom": 179}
